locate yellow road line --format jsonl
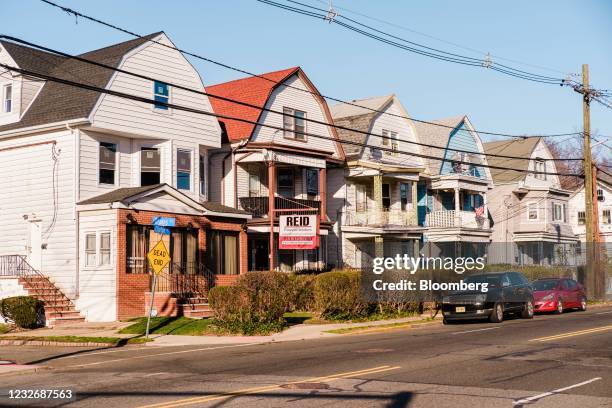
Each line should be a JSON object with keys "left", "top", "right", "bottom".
{"left": 137, "top": 365, "right": 401, "bottom": 408}
{"left": 529, "top": 325, "right": 612, "bottom": 342}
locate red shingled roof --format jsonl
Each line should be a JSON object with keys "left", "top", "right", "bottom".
{"left": 205, "top": 67, "right": 300, "bottom": 142}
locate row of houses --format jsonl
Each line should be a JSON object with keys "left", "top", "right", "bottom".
{"left": 0, "top": 33, "right": 609, "bottom": 323}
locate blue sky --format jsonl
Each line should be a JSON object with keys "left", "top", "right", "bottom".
{"left": 4, "top": 0, "right": 612, "bottom": 147}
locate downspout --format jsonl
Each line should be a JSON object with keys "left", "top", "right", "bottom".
{"left": 68, "top": 124, "right": 80, "bottom": 298}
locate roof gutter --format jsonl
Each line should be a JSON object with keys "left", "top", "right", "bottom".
{"left": 0, "top": 118, "right": 89, "bottom": 140}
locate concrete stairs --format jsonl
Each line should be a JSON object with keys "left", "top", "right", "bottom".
{"left": 18, "top": 276, "right": 85, "bottom": 326}
{"left": 178, "top": 296, "right": 213, "bottom": 318}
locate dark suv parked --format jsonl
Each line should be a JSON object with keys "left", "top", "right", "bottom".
{"left": 442, "top": 272, "right": 534, "bottom": 324}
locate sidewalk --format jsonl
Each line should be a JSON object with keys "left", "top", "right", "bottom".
{"left": 0, "top": 315, "right": 438, "bottom": 347}
{"left": 148, "top": 314, "right": 439, "bottom": 347}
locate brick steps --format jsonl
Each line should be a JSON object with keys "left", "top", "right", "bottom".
{"left": 178, "top": 298, "right": 213, "bottom": 318}
{"left": 18, "top": 276, "right": 85, "bottom": 326}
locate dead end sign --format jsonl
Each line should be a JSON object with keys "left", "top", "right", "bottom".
{"left": 279, "top": 215, "right": 319, "bottom": 250}
{"left": 147, "top": 240, "right": 171, "bottom": 275}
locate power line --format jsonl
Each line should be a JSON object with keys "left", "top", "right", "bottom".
{"left": 260, "top": 0, "right": 564, "bottom": 84}
{"left": 0, "top": 36, "right": 584, "bottom": 164}
{"left": 309, "top": 0, "right": 570, "bottom": 76}
{"left": 0, "top": 61, "right": 584, "bottom": 178}
{"left": 37, "top": 0, "right": 585, "bottom": 140}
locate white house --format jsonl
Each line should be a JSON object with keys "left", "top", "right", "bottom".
{"left": 568, "top": 172, "right": 612, "bottom": 243}
{"left": 484, "top": 137, "right": 578, "bottom": 265}
{"left": 0, "top": 33, "right": 249, "bottom": 323}
{"left": 330, "top": 95, "right": 425, "bottom": 268}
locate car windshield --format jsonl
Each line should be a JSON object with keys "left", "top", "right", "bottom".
{"left": 464, "top": 275, "right": 501, "bottom": 288}
{"left": 533, "top": 280, "right": 558, "bottom": 291}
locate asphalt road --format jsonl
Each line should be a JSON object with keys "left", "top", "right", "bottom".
{"left": 0, "top": 306, "right": 610, "bottom": 408}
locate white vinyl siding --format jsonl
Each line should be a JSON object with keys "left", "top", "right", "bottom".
{"left": 0, "top": 130, "right": 77, "bottom": 297}
{"left": 251, "top": 75, "right": 340, "bottom": 158}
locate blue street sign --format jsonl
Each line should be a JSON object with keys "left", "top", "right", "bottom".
{"left": 152, "top": 216, "right": 175, "bottom": 235}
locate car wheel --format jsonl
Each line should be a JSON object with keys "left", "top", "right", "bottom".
{"left": 521, "top": 300, "right": 534, "bottom": 319}
{"left": 579, "top": 297, "right": 587, "bottom": 312}
{"left": 489, "top": 303, "right": 504, "bottom": 323}
{"left": 555, "top": 299, "right": 563, "bottom": 314}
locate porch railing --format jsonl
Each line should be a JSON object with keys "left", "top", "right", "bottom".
{"left": 342, "top": 209, "right": 416, "bottom": 227}
{"left": 425, "top": 210, "right": 489, "bottom": 229}
{"left": 238, "top": 196, "right": 320, "bottom": 218}
{"left": 153, "top": 262, "right": 215, "bottom": 299}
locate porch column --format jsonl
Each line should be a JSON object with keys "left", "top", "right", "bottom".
{"left": 411, "top": 181, "right": 418, "bottom": 225}
{"left": 374, "top": 236, "right": 384, "bottom": 259}
{"left": 268, "top": 160, "right": 276, "bottom": 271}
{"left": 374, "top": 173, "right": 383, "bottom": 224}
{"left": 319, "top": 167, "right": 327, "bottom": 221}
{"left": 454, "top": 188, "right": 461, "bottom": 227}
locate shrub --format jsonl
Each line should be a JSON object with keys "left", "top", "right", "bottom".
{"left": 288, "top": 274, "right": 317, "bottom": 312}
{"left": 208, "top": 272, "right": 291, "bottom": 335}
{"left": 313, "top": 271, "right": 367, "bottom": 320}
{"left": 0, "top": 296, "right": 44, "bottom": 329}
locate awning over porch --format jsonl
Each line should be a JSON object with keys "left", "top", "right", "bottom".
{"left": 76, "top": 183, "right": 251, "bottom": 219}
{"left": 236, "top": 150, "right": 326, "bottom": 168}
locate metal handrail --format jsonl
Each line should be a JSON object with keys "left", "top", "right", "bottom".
{"left": 0, "top": 255, "right": 63, "bottom": 310}
{"left": 153, "top": 262, "right": 215, "bottom": 300}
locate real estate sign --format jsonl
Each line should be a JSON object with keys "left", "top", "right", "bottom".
{"left": 279, "top": 215, "right": 319, "bottom": 250}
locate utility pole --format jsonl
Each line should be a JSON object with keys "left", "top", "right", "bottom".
{"left": 581, "top": 64, "right": 597, "bottom": 299}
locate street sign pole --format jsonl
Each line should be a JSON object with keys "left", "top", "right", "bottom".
{"left": 145, "top": 273, "right": 157, "bottom": 340}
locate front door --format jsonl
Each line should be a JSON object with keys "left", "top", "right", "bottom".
{"left": 249, "top": 238, "right": 269, "bottom": 271}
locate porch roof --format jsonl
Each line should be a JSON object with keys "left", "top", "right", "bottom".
{"left": 77, "top": 184, "right": 251, "bottom": 219}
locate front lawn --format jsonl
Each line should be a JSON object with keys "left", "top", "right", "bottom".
{"left": 119, "top": 317, "right": 218, "bottom": 336}
{"left": 0, "top": 335, "right": 149, "bottom": 345}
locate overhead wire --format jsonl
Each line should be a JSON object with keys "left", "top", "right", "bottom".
{"left": 36, "top": 0, "right": 586, "bottom": 139}
{"left": 0, "top": 61, "right": 584, "bottom": 178}
{"left": 0, "top": 35, "right": 585, "bottom": 164}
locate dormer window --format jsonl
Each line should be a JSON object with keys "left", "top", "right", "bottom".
{"left": 3, "top": 84, "right": 12, "bottom": 113}
{"left": 534, "top": 158, "right": 546, "bottom": 180}
{"left": 153, "top": 81, "right": 169, "bottom": 110}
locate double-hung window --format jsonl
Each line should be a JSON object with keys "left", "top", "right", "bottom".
{"left": 306, "top": 168, "right": 319, "bottom": 198}
{"left": 400, "top": 182, "right": 412, "bottom": 211}
{"left": 577, "top": 211, "right": 586, "bottom": 225}
{"left": 552, "top": 202, "right": 564, "bottom": 222}
{"left": 356, "top": 184, "right": 367, "bottom": 212}
{"left": 283, "top": 107, "right": 306, "bottom": 140}
{"left": 3, "top": 84, "right": 12, "bottom": 113}
{"left": 199, "top": 154, "right": 206, "bottom": 196}
{"left": 277, "top": 168, "right": 294, "bottom": 198}
{"left": 382, "top": 184, "right": 391, "bottom": 210}
{"left": 527, "top": 202, "right": 538, "bottom": 220}
{"left": 153, "top": 81, "right": 169, "bottom": 110}
{"left": 141, "top": 147, "right": 161, "bottom": 186}
{"left": 99, "top": 142, "right": 117, "bottom": 185}
{"left": 603, "top": 209, "right": 611, "bottom": 225}
{"left": 382, "top": 129, "right": 398, "bottom": 155}
{"left": 534, "top": 159, "right": 546, "bottom": 180}
{"left": 597, "top": 189, "right": 604, "bottom": 201}
{"left": 84, "top": 232, "right": 111, "bottom": 267}
{"left": 176, "top": 149, "right": 191, "bottom": 190}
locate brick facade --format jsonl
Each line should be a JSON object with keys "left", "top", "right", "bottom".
{"left": 116, "top": 209, "right": 247, "bottom": 320}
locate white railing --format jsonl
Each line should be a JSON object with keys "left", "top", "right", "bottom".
{"left": 342, "top": 209, "right": 415, "bottom": 227}
{"left": 426, "top": 210, "right": 489, "bottom": 229}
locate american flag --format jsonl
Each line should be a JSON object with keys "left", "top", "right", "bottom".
{"left": 475, "top": 206, "right": 485, "bottom": 217}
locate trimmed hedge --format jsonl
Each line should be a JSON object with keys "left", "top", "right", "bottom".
{"left": 0, "top": 296, "right": 44, "bottom": 329}
{"left": 288, "top": 274, "right": 317, "bottom": 312}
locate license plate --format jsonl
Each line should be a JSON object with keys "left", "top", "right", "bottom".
{"left": 455, "top": 306, "right": 466, "bottom": 313}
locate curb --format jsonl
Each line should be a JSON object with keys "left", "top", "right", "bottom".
{"left": 0, "top": 339, "right": 120, "bottom": 347}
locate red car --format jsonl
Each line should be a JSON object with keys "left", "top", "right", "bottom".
{"left": 533, "top": 278, "right": 587, "bottom": 314}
